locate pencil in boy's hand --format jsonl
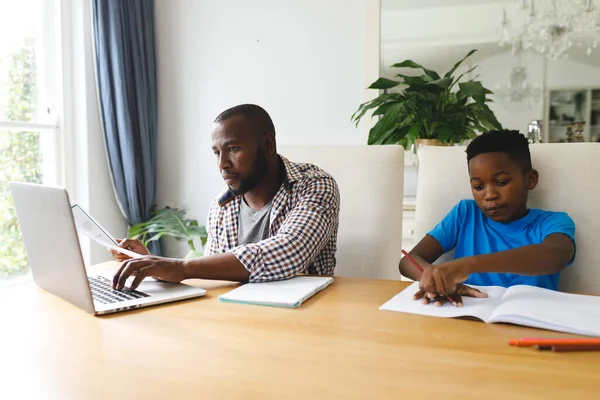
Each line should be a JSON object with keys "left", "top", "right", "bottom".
{"left": 401, "top": 249, "right": 424, "bottom": 273}
{"left": 401, "top": 249, "right": 458, "bottom": 307}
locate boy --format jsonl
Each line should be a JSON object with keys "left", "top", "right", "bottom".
{"left": 399, "top": 130, "right": 576, "bottom": 306}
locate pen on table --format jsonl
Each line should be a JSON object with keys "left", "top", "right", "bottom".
{"left": 541, "top": 344, "right": 600, "bottom": 352}
{"left": 508, "top": 338, "right": 600, "bottom": 347}
{"left": 401, "top": 249, "right": 458, "bottom": 307}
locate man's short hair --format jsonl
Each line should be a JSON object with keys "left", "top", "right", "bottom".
{"left": 466, "top": 129, "right": 532, "bottom": 172}
{"left": 214, "top": 104, "right": 276, "bottom": 136}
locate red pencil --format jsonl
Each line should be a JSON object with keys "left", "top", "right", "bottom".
{"left": 509, "top": 338, "right": 600, "bottom": 347}
{"left": 545, "top": 345, "right": 600, "bottom": 352}
{"left": 401, "top": 249, "right": 458, "bottom": 306}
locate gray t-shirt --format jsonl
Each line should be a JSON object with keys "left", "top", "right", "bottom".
{"left": 237, "top": 198, "right": 272, "bottom": 245}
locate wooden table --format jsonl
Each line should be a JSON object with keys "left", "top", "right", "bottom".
{"left": 1, "top": 262, "right": 599, "bottom": 399}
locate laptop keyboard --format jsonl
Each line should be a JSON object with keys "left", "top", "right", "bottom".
{"left": 88, "top": 276, "right": 150, "bottom": 304}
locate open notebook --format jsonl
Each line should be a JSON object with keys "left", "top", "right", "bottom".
{"left": 218, "top": 276, "right": 334, "bottom": 308}
{"left": 380, "top": 282, "right": 600, "bottom": 337}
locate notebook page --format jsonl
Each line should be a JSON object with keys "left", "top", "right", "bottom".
{"left": 379, "top": 281, "right": 506, "bottom": 321}
{"left": 488, "top": 285, "right": 600, "bottom": 337}
{"left": 218, "top": 276, "right": 334, "bottom": 308}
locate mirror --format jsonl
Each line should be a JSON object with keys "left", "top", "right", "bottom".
{"left": 380, "top": 1, "right": 600, "bottom": 250}
{"left": 380, "top": 0, "right": 600, "bottom": 145}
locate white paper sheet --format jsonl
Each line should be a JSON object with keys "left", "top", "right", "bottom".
{"left": 71, "top": 204, "right": 143, "bottom": 259}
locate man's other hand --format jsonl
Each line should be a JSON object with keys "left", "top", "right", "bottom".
{"left": 108, "top": 238, "right": 151, "bottom": 262}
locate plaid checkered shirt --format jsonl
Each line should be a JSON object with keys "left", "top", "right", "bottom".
{"left": 204, "top": 155, "right": 340, "bottom": 282}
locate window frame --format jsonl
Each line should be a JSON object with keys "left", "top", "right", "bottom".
{"left": 0, "top": 0, "right": 64, "bottom": 287}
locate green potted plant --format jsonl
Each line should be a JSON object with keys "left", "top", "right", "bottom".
{"left": 128, "top": 206, "right": 208, "bottom": 258}
{"left": 352, "top": 49, "right": 503, "bottom": 149}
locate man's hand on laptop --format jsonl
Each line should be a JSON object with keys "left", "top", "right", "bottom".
{"left": 112, "top": 255, "right": 185, "bottom": 291}
{"left": 109, "top": 238, "right": 151, "bottom": 262}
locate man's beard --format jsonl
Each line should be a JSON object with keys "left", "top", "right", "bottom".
{"left": 229, "top": 149, "right": 269, "bottom": 196}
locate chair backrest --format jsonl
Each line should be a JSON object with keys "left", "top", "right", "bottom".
{"left": 414, "top": 143, "right": 600, "bottom": 293}
{"left": 278, "top": 145, "right": 404, "bottom": 280}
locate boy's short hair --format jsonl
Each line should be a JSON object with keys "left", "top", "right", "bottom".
{"left": 466, "top": 129, "right": 533, "bottom": 172}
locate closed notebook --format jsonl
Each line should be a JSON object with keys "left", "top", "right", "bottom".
{"left": 218, "top": 276, "right": 334, "bottom": 308}
{"left": 380, "top": 281, "right": 600, "bottom": 337}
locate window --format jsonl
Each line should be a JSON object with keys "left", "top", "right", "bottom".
{"left": 0, "top": 0, "right": 60, "bottom": 286}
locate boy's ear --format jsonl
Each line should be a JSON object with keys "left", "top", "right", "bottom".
{"left": 527, "top": 169, "right": 539, "bottom": 190}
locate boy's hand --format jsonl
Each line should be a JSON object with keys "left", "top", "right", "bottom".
{"left": 418, "top": 261, "right": 470, "bottom": 295}
{"left": 108, "top": 238, "right": 151, "bottom": 262}
{"left": 413, "top": 283, "right": 488, "bottom": 306}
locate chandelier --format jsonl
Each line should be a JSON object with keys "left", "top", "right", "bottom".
{"left": 495, "top": 66, "right": 543, "bottom": 110}
{"left": 498, "top": 0, "right": 600, "bottom": 59}
{"left": 494, "top": 41, "right": 543, "bottom": 110}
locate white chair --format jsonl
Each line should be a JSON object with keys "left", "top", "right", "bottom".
{"left": 414, "top": 143, "right": 600, "bottom": 293}
{"left": 278, "top": 145, "right": 404, "bottom": 280}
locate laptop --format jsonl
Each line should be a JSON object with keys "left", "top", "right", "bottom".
{"left": 9, "top": 182, "right": 206, "bottom": 315}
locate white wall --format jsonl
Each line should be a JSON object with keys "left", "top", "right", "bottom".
{"left": 155, "top": 0, "right": 373, "bottom": 256}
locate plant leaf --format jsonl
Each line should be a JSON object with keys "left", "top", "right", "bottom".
{"left": 459, "top": 81, "right": 487, "bottom": 103}
{"left": 128, "top": 206, "right": 208, "bottom": 253}
{"left": 367, "top": 102, "right": 406, "bottom": 144}
{"left": 477, "top": 103, "right": 503, "bottom": 130}
{"left": 451, "top": 65, "right": 478, "bottom": 90}
{"left": 395, "top": 74, "right": 432, "bottom": 86}
{"left": 406, "top": 123, "right": 421, "bottom": 143}
{"left": 372, "top": 102, "right": 395, "bottom": 117}
{"left": 372, "top": 128, "right": 397, "bottom": 145}
{"left": 185, "top": 249, "right": 204, "bottom": 259}
{"left": 427, "top": 77, "right": 453, "bottom": 90}
{"left": 391, "top": 60, "right": 441, "bottom": 80}
{"left": 351, "top": 93, "right": 402, "bottom": 125}
{"left": 368, "top": 77, "right": 401, "bottom": 90}
{"left": 437, "top": 125, "right": 455, "bottom": 142}
{"left": 389, "top": 126, "right": 411, "bottom": 146}
{"left": 444, "top": 49, "right": 477, "bottom": 78}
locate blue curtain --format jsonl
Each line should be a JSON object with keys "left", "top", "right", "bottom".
{"left": 92, "top": 0, "right": 162, "bottom": 255}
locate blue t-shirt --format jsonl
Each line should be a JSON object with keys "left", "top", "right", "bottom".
{"left": 427, "top": 199, "right": 576, "bottom": 290}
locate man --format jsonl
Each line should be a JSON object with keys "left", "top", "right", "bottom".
{"left": 111, "top": 104, "right": 340, "bottom": 290}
